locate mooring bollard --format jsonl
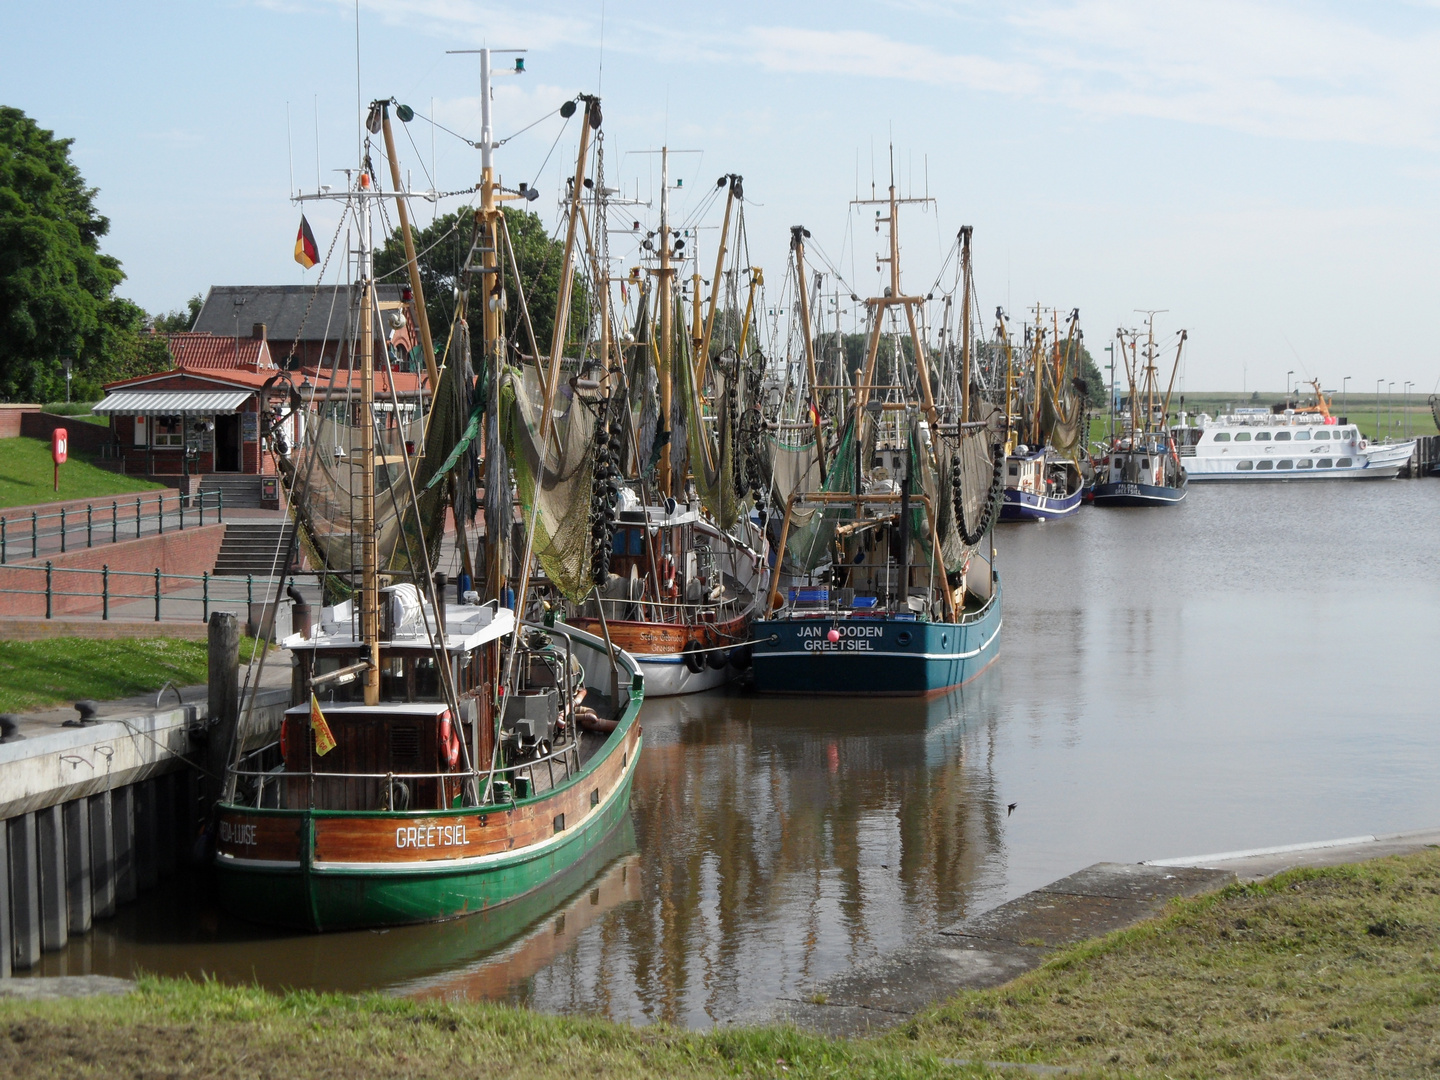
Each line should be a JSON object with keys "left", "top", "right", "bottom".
{"left": 154, "top": 568, "right": 162, "bottom": 621}
{"left": 102, "top": 564, "right": 109, "bottom": 621}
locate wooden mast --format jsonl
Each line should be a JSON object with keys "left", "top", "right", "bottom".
{"left": 358, "top": 171, "right": 380, "bottom": 706}
{"left": 959, "top": 226, "right": 972, "bottom": 422}
{"left": 791, "top": 226, "right": 827, "bottom": 483}
{"left": 379, "top": 104, "right": 439, "bottom": 389}
{"left": 695, "top": 176, "right": 737, "bottom": 389}
{"left": 656, "top": 147, "right": 674, "bottom": 500}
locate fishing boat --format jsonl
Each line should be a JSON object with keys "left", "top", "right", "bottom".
{"left": 1092, "top": 313, "right": 1188, "bottom": 507}
{"left": 1175, "top": 381, "right": 1415, "bottom": 481}
{"left": 751, "top": 178, "right": 1004, "bottom": 696}
{"left": 215, "top": 66, "right": 643, "bottom": 931}
{"left": 1000, "top": 446, "right": 1084, "bottom": 521}
{"left": 559, "top": 149, "right": 769, "bottom": 696}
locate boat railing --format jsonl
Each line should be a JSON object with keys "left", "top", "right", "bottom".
{"left": 228, "top": 726, "right": 591, "bottom": 810}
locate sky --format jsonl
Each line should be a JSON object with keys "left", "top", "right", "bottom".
{"left": 4, "top": 0, "right": 1439, "bottom": 398}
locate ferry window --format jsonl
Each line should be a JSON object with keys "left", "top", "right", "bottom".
{"left": 1256, "top": 460, "right": 1274, "bottom": 470}
{"left": 1277, "top": 459, "right": 1294, "bottom": 469}
{"left": 1297, "top": 459, "right": 1313, "bottom": 469}
{"left": 1317, "top": 458, "right": 1333, "bottom": 468}
{"left": 1236, "top": 460, "right": 1254, "bottom": 471}
{"left": 1234, "top": 432, "right": 1252, "bottom": 442}
{"left": 1212, "top": 432, "right": 1231, "bottom": 442}
{"left": 1254, "top": 432, "right": 1271, "bottom": 442}
{"left": 1314, "top": 430, "right": 1330, "bottom": 440}
{"left": 1336, "top": 457, "right": 1353, "bottom": 467}
{"left": 1274, "top": 431, "right": 1291, "bottom": 441}
{"left": 1293, "top": 431, "right": 1310, "bottom": 440}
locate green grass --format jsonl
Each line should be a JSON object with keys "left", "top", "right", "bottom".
{"left": 0, "top": 436, "right": 164, "bottom": 509}
{"left": 0, "top": 636, "right": 264, "bottom": 712}
{"left": 1, "top": 851, "right": 1437, "bottom": 1077}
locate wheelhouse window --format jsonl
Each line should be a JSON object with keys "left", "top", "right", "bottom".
{"left": 1274, "top": 431, "right": 1291, "bottom": 442}
{"left": 1234, "top": 432, "right": 1252, "bottom": 442}
{"left": 1314, "top": 430, "right": 1331, "bottom": 440}
{"left": 1254, "top": 432, "right": 1271, "bottom": 442}
{"left": 1212, "top": 432, "right": 1231, "bottom": 442}
{"left": 1317, "top": 458, "right": 1333, "bottom": 468}
{"left": 1294, "top": 430, "right": 1310, "bottom": 440}
{"left": 1342, "top": 429, "right": 1356, "bottom": 440}
{"left": 1235, "top": 460, "right": 1254, "bottom": 471}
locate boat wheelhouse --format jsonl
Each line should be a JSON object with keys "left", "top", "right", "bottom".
{"left": 1000, "top": 446, "right": 1083, "bottom": 521}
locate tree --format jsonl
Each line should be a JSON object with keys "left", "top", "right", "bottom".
{"left": 374, "top": 207, "right": 588, "bottom": 369}
{"left": 151, "top": 293, "right": 203, "bottom": 333}
{"left": 0, "top": 107, "right": 165, "bottom": 401}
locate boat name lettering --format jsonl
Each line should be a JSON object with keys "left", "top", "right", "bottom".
{"left": 218, "top": 820, "right": 257, "bottom": 847}
{"left": 395, "top": 823, "right": 470, "bottom": 850}
{"left": 797, "top": 625, "right": 882, "bottom": 638}
{"left": 803, "top": 638, "right": 874, "bottom": 652}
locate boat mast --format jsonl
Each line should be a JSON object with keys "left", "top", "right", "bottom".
{"left": 657, "top": 147, "right": 674, "bottom": 500}
{"left": 791, "top": 226, "right": 827, "bottom": 483}
{"left": 959, "top": 226, "right": 972, "bottom": 422}
{"left": 358, "top": 172, "right": 380, "bottom": 705}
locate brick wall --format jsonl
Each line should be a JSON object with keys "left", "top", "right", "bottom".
{"left": 0, "top": 404, "right": 40, "bottom": 438}
{"left": 0, "top": 523, "right": 225, "bottom": 617}
{"left": 19, "top": 412, "right": 114, "bottom": 454}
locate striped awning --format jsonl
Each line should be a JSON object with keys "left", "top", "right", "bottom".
{"left": 92, "top": 390, "right": 253, "bottom": 416}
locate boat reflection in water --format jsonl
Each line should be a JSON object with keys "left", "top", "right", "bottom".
{"left": 513, "top": 671, "right": 1009, "bottom": 1028}
{"left": 32, "top": 820, "right": 640, "bottom": 997}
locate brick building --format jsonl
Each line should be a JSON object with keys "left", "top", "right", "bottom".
{"left": 190, "top": 284, "right": 406, "bottom": 370}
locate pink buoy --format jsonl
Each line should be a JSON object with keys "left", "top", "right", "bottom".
{"left": 827, "top": 628, "right": 841, "bottom": 643}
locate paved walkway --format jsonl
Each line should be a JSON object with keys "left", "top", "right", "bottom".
{"left": 769, "top": 829, "right": 1440, "bottom": 1037}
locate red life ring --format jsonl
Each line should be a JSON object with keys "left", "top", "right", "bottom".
{"left": 439, "top": 713, "right": 460, "bottom": 769}
{"left": 279, "top": 717, "right": 290, "bottom": 760}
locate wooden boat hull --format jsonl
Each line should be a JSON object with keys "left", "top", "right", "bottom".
{"left": 214, "top": 630, "right": 644, "bottom": 932}
{"left": 567, "top": 613, "right": 750, "bottom": 698}
{"left": 1090, "top": 480, "right": 1187, "bottom": 507}
{"left": 750, "top": 578, "right": 1002, "bottom": 697}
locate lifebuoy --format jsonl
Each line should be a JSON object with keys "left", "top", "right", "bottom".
{"left": 439, "top": 713, "right": 461, "bottom": 769}
{"left": 279, "top": 717, "right": 290, "bottom": 760}
{"left": 682, "top": 640, "right": 706, "bottom": 674}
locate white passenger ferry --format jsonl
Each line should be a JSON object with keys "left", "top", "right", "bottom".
{"left": 1174, "top": 384, "right": 1414, "bottom": 481}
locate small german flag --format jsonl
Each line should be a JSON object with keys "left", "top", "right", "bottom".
{"left": 294, "top": 215, "right": 319, "bottom": 269}
{"left": 309, "top": 692, "right": 337, "bottom": 756}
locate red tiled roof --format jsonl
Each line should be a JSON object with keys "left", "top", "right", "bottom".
{"left": 104, "top": 366, "right": 281, "bottom": 392}
{"left": 164, "top": 332, "right": 275, "bottom": 371}
{"left": 294, "top": 366, "right": 427, "bottom": 396}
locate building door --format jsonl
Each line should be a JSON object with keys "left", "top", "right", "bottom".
{"left": 215, "top": 414, "right": 241, "bottom": 471}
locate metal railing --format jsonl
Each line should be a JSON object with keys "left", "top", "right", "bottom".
{"left": 0, "top": 560, "right": 289, "bottom": 622}
{"left": 0, "top": 490, "right": 223, "bottom": 564}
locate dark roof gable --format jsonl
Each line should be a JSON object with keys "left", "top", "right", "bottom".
{"left": 192, "top": 285, "right": 404, "bottom": 343}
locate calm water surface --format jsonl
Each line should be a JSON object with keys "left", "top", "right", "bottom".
{"left": 34, "top": 481, "right": 1440, "bottom": 1027}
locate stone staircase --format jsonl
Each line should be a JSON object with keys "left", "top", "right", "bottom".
{"left": 198, "top": 475, "right": 264, "bottom": 511}
{"left": 212, "top": 521, "right": 297, "bottom": 577}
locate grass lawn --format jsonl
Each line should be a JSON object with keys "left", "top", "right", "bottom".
{"left": 0, "top": 436, "right": 164, "bottom": 509}
{"left": 1, "top": 852, "right": 1436, "bottom": 1078}
{"left": 0, "top": 636, "right": 264, "bottom": 712}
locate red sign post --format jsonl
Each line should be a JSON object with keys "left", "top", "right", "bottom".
{"left": 52, "top": 427, "right": 68, "bottom": 492}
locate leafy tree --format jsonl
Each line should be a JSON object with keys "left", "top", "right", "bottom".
{"left": 151, "top": 293, "right": 202, "bottom": 333}
{"left": 374, "top": 207, "right": 588, "bottom": 369}
{"left": 0, "top": 106, "right": 167, "bottom": 401}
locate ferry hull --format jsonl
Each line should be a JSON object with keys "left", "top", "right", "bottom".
{"left": 1000, "top": 486, "right": 1083, "bottom": 522}
{"left": 751, "top": 581, "right": 1001, "bottom": 697}
{"left": 1091, "top": 480, "right": 1187, "bottom": 507}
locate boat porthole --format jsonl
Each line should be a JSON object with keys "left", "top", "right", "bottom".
{"left": 897, "top": 631, "right": 912, "bottom": 647}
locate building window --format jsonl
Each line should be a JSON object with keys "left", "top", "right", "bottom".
{"left": 1234, "top": 432, "right": 1252, "bottom": 442}
{"left": 152, "top": 416, "right": 183, "bottom": 447}
{"left": 1236, "top": 460, "right": 1254, "bottom": 471}
{"left": 1212, "top": 432, "right": 1231, "bottom": 443}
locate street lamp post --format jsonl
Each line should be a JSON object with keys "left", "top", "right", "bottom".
{"left": 1375, "top": 378, "right": 1384, "bottom": 440}
{"left": 1286, "top": 369, "right": 1295, "bottom": 400}
{"left": 1403, "top": 381, "right": 1414, "bottom": 437}
{"left": 1342, "top": 376, "right": 1351, "bottom": 420}
{"left": 1388, "top": 382, "right": 1395, "bottom": 439}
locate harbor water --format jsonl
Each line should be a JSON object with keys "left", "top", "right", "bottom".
{"left": 28, "top": 480, "right": 1440, "bottom": 1028}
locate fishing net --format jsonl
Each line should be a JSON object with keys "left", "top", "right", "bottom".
{"left": 909, "top": 417, "right": 1001, "bottom": 574}
{"left": 675, "top": 303, "right": 742, "bottom": 529}
{"left": 784, "top": 409, "right": 869, "bottom": 573}
{"left": 500, "top": 364, "right": 598, "bottom": 601}
{"left": 766, "top": 427, "right": 822, "bottom": 529}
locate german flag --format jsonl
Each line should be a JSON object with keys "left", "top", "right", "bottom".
{"left": 294, "top": 215, "right": 319, "bottom": 269}
{"left": 309, "top": 692, "right": 337, "bottom": 756}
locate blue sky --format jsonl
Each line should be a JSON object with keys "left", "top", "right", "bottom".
{"left": 4, "top": 1, "right": 1439, "bottom": 397}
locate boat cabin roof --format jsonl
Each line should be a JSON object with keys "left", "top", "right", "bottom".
{"left": 283, "top": 701, "right": 450, "bottom": 718}
{"left": 282, "top": 601, "right": 515, "bottom": 654}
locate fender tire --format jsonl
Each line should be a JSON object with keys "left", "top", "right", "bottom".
{"left": 682, "top": 640, "right": 706, "bottom": 674}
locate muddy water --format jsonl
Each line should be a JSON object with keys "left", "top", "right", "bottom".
{"left": 32, "top": 481, "right": 1440, "bottom": 1028}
